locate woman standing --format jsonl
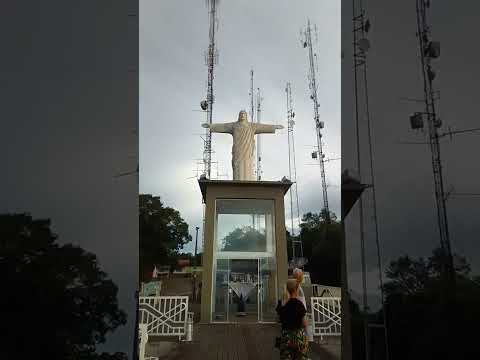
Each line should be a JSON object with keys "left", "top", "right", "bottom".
{"left": 278, "top": 279, "right": 309, "bottom": 359}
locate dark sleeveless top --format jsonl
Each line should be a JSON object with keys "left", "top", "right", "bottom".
{"left": 279, "top": 298, "right": 306, "bottom": 330}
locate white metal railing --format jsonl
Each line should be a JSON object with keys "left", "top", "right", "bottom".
{"left": 138, "top": 324, "right": 148, "bottom": 360}
{"left": 310, "top": 297, "right": 341, "bottom": 339}
{"left": 139, "top": 296, "right": 189, "bottom": 340}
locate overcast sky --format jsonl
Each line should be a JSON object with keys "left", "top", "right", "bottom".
{"left": 140, "top": 0, "right": 341, "bottom": 254}
{"left": 1, "top": 1, "right": 138, "bottom": 354}
{"left": 342, "top": 0, "right": 480, "bottom": 310}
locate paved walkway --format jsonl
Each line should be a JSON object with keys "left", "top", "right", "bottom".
{"left": 146, "top": 324, "right": 340, "bottom": 360}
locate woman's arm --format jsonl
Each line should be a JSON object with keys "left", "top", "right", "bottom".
{"left": 281, "top": 285, "right": 289, "bottom": 305}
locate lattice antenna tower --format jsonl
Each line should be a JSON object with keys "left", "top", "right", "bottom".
{"left": 202, "top": 0, "right": 220, "bottom": 179}
{"left": 352, "top": 0, "right": 389, "bottom": 359}
{"left": 249, "top": 70, "right": 255, "bottom": 124}
{"left": 256, "top": 87, "right": 263, "bottom": 180}
{"left": 301, "top": 20, "right": 330, "bottom": 223}
{"left": 286, "top": 82, "right": 303, "bottom": 262}
{"left": 200, "top": 0, "right": 220, "bottom": 257}
{"left": 412, "top": 0, "right": 455, "bottom": 284}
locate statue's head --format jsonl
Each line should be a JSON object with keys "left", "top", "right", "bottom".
{"left": 238, "top": 110, "right": 248, "bottom": 123}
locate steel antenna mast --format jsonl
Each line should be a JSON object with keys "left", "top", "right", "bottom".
{"left": 352, "top": 0, "right": 390, "bottom": 359}
{"left": 302, "top": 20, "right": 330, "bottom": 223}
{"left": 256, "top": 87, "right": 263, "bottom": 180}
{"left": 200, "top": 0, "right": 220, "bottom": 267}
{"left": 413, "top": 0, "right": 455, "bottom": 285}
{"left": 250, "top": 70, "right": 255, "bottom": 124}
{"left": 286, "top": 82, "right": 304, "bottom": 263}
{"left": 203, "top": 0, "right": 219, "bottom": 179}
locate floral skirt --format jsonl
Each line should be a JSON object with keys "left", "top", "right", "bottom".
{"left": 279, "top": 327, "right": 309, "bottom": 359}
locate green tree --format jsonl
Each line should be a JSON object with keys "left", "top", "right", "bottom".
{"left": 139, "top": 194, "right": 192, "bottom": 281}
{"left": 377, "top": 248, "right": 480, "bottom": 360}
{"left": 0, "top": 213, "right": 127, "bottom": 360}
{"left": 298, "top": 210, "right": 341, "bottom": 286}
{"left": 221, "top": 226, "right": 266, "bottom": 252}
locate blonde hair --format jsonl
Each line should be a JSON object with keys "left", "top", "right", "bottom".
{"left": 286, "top": 278, "right": 299, "bottom": 295}
{"left": 293, "top": 268, "right": 304, "bottom": 283}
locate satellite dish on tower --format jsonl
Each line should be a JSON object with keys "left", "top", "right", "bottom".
{"left": 200, "top": 100, "right": 208, "bottom": 110}
{"left": 425, "top": 41, "right": 440, "bottom": 58}
{"left": 358, "top": 38, "right": 371, "bottom": 52}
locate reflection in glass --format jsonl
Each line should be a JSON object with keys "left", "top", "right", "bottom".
{"left": 229, "top": 259, "right": 258, "bottom": 317}
{"left": 212, "top": 199, "right": 278, "bottom": 323}
{"left": 216, "top": 199, "right": 275, "bottom": 254}
{"left": 259, "top": 257, "right": 277, "bottom": 322}
{"left": 213, "top": 259, "right": 229, "bottom": 321}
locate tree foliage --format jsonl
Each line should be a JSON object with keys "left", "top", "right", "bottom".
{"left": 139, "top": 194, "right": 192, "bottom": 281}
{"left": 221, "top": 226, "right": 266, "bottom": 252}
{"left": 358, "top": 247, "right": 480, "bottom": 360}
{"left": 288, "top": 209, "right": 341, "bottom": 286}
{"left": 0, "top": 213, "right": 127, "bottom": 360}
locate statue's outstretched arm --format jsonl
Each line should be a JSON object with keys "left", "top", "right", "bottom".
{"left": 254, "top": 123, "right": 284, "bottom": 134}
{"left": 202, "top": 122, "right": 233, "bottom": 134}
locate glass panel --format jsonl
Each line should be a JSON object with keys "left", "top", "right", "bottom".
{"left": 228, "top": 259, "right": 258, "bottom": 322}
{"left": 212, "top": 259, "right": 229, "bottom": 322}
{"left": 259, "top": 257, "right": 278, "bottom": 322}
{"left": 216, "top": 199, "right": 275, "bottom": 254}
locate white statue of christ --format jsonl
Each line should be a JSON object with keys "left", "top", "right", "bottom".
{"left": 202, "top": 110, "right": 284, "bottom": 181}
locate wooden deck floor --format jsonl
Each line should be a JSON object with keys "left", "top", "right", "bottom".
{"left": 146, "top": 323, "right": 340, "bottom": 360}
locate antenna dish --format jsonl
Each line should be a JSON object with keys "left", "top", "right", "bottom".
{"left": 358, "top": 38, "right": 370, "bottom": 52}
{"left": 409, "top": 112, "right": 424, "bottom": 129}
{"left": 200, "top": 100, "right": 208, "bottom": 110}
{"left": 364, "top": 19, "right": 371, "bottom": 33}
{"left": 425, "top": 41, "right": 440, "bottom": 58}
{"left": 303, "top": 41, "right": 307, "bottom": 48}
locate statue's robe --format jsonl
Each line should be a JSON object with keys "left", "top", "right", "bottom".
{"left": 210, "top": 122, "right": 277, "bottom": 181}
